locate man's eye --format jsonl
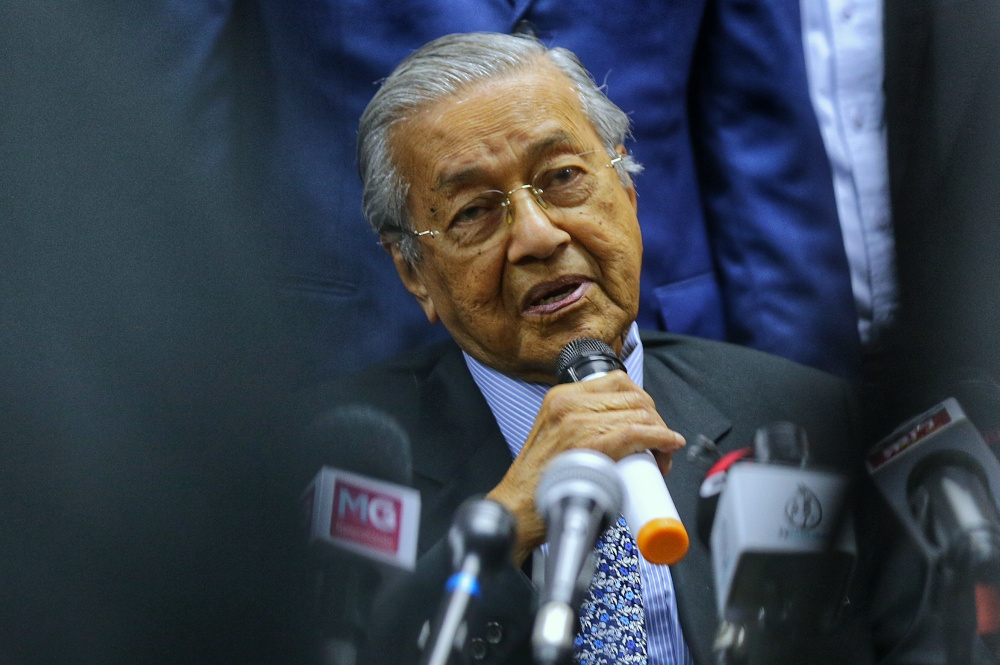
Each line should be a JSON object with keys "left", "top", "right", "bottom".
{"left": 453, "top": 203, "right": 493, "bottom": 225}
{"left": 541, "top": 165, "right": 583, "bottom": 191}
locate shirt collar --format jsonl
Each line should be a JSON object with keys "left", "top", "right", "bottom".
{"left": 464, "top": 323, "right": 643, "bottom": 458}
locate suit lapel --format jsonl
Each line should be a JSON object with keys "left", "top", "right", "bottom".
{"left": 643, "top": 349, "right": 732, "bottom": 665}
{"left": 410, "top": 344, "right": 513, "bottom": 550}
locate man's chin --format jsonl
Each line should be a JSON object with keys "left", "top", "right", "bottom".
{"left": 514, "top": 329, "right": 628, "bottom": 382}
{"left": 546, "top": 320, "right": 629, "bottom": 356}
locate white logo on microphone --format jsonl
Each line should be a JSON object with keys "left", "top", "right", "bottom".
{"left": 784, "top": 484, "right": 823, "bottom": 530}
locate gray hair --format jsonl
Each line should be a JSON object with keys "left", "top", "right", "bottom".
{"left": 357, "top": 31, "right": 643, "bottom": 265}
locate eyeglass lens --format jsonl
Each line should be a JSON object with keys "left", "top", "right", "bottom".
{"left": 442, "top": 151, "right": 609, "bottom": 250}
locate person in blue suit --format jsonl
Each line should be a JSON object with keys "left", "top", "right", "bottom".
{"left": 258, "top": 1, "right": 861, "bottom": 384}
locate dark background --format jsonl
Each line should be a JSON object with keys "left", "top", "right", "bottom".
{"left": 1, "top": 2, "right": 296, "bottom": 663}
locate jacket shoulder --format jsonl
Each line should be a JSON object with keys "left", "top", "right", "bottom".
{"left": 639, "top": 330, "right": 859, "bottom": 467}
{"left": 640, "top": 329, "right": 848, "bottom": 392}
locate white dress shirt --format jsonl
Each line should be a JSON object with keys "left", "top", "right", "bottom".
{"left": 801, "top": 0, "right": 899, "bottom": 351}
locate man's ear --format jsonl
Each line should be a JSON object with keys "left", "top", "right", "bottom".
{"left": 387, "top": 242, "right": 439, "bottom": 324}
{"left": 615, "top": 144, "right": 638, "bottom": 212}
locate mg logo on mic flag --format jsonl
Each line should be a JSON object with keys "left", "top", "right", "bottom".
{"left": 332, "top": 479, "right": 403, "bottom": 551}
{"left": 303, "top": 467, "right": 420, "bottom": 570}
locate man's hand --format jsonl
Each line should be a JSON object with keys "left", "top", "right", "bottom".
{"left": 484, "top": 370, "right": 685, "bottom": 565}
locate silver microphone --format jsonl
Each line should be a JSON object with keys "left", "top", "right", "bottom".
{"left": 532, "top": 449, "right": 624, "bottom": 665}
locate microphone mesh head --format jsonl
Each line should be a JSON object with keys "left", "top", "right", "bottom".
{"left": 556, "top": 338, "right": 616, "bottom": 377}
{"left": 302, "top": 404, "right": 412, "bottom": 484}
{"left": 754, "top": 421, "right": 809, "bottom": 467}
{"left": 449, "top": 498, "right": 517, "bottom": 569}
{"left": 536, "top": 449, "right": 624, "bottom": 521}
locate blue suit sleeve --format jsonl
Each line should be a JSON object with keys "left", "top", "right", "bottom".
{"left": 688, "top": 0, "right": 862, "bottom": 380}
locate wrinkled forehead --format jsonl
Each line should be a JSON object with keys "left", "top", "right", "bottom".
{"left": 388, "top": 60, "right": 603, "bottom": 195}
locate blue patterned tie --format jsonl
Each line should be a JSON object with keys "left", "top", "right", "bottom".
{"left": 574, "top": 516, "right": 648, "bottom": 664}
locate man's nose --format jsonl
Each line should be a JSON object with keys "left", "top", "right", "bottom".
{"left": 505, "top": 189, "right": 571, "bottom": 262}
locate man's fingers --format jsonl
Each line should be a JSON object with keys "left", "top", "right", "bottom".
{"left": 547, "top": 369, "right": 635, "bottom": 394}
{"left": 651, "top": 448, "right": 675, "bottom": 477}
{"left": 572, "top": 420, "right": 684, "bottom": 461}
{"left": 544, "top": 378, "right": 657, "bottom": 417}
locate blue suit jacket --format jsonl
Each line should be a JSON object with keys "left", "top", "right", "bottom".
{"left": 259, "top": 0, "right": 861, "bottom": 384}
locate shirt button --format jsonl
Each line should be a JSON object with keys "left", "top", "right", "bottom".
{"left": 841, "top": 2, "right": 854, "bottom": 20}
{"left": 485, "top": 621, "right": 504, "bottom": 644}
{"left": 852, "top": 108, "right": 865, "bottom": 130}
{"left": 469, "top": 637, "right": 488, "bottom": 661}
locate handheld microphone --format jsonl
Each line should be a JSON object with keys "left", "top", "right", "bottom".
{"left": 867, "top": 398, "right": 1000, "bottom": 660}
{"left": 531, "top": 449, "right": 624, "bottom": 665}
{"left": 299, "top": 405, "right": 420, "bottom": 665}
{"left": 700, "top": 422, "right": 856, "bottom": 664}
{"left": 421, "top": 498, "right": 517, "bottom": 665}
{"left": 557, "top": 338, "right": 689, "bottom": 565}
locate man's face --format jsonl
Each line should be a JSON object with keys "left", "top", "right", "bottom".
{"left": 389, "top": 58, "right": 643, "bottom": 383}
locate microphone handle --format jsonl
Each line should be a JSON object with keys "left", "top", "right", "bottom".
{"left": 542, "top": 498, "right": 603, "bottom": 606}
{"left": 618, "top": 451, "right": 688, "bottom": 565}
{"left": 533, "top": 499, "right": 604, "bottom": 664}
{"left": 422, "top": 555, "right": 482, "bottom": 665}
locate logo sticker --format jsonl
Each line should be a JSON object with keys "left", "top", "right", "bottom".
{"left": 785, "top": 484, "right": 823, "bottom": 530}
{"left": 330, "top": 478, "right": 402, "bottom": 554}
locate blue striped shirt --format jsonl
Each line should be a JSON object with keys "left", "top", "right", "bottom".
{"left": 464, "top": 323, "right": 694, "bottom": 665}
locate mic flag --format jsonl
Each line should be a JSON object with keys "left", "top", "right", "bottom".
{"left": 866, "top": 398, "right": 1000, "bottom": 565}
{"left": 703, "top": 421, "right": 856, "bottom": 664}
{"left": 300, "top": 404, "right": 421, "bottom": 570}
{"left": 867, "top": 397, "right": 1000, "bottom": 655}
{"left": 303, "top": 465, "right": 421, "bottom": 570}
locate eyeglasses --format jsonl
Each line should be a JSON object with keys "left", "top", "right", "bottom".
{"left": 409, "top": 152, "right": 624, "bottom": 252}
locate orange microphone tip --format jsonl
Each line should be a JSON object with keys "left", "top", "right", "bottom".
{"left": 636, "top": 517, "right": 689, "bottom": 565}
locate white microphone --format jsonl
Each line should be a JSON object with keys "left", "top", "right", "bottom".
{"left": 532, "top": 449, "right": 624, "bottom": 665}
{"left": 557, "top": 338, "right": 689, "bottom": 565}
{"left": 702, "top": 422, "right": 856, "bottom": 664}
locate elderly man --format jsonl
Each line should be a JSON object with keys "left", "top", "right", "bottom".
{"left": 299, "top": 32, "right": 873, "bottom": 665}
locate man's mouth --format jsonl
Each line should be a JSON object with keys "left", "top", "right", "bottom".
{"left": 523, "top": 278, "right": 590, "bottom": 315}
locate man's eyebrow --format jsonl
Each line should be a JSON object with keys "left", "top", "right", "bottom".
{"left": 433, "top": 165, "right": 489, "bottom": 193}
{"left": 432, "top": 132, "right": 580, "bottom": 192}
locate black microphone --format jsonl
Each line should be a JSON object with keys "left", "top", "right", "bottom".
{"left": 699, "top": 422, "right": 856, "bottom": 664}
{"left": 867, "top": 397, "right": 1000, "bottom": 663}
{"left": 298, "top": 405, "right": 418, "bottom": 665}
{"left": 421, "top": 498, "right": 517, "bottom": 665}
{"left": 301, "top": 405, "right": 412, "bottom": 484}
{"left": 557, "top": 339, "right": 689, "bottom": 565}
{"left": 531, "top": 449, "right": 624, "bottom": 665}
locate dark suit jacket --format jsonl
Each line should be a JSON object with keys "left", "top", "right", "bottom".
{"left": 883, "top": 0, "right": 1000, "bottom": 396}
{"left": 292, "top": 331, "right": 874, "bottom": 664}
